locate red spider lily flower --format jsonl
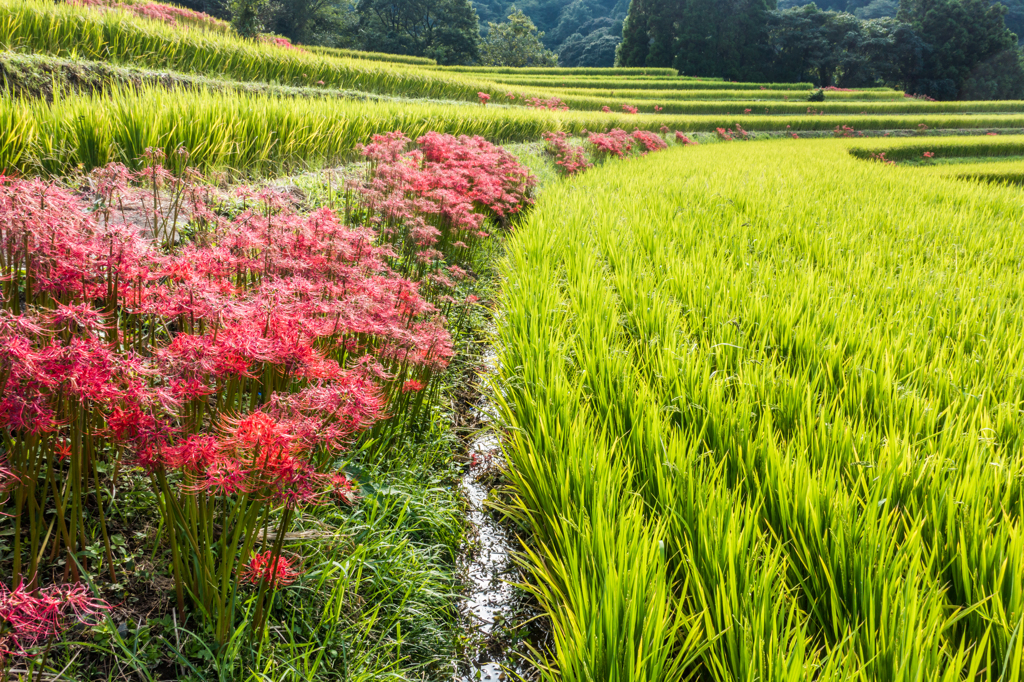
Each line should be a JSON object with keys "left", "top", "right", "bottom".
{"left": 543, "top": 131, "right": 591, "bottom": 175}
{"left": 923, "top": 152, "right": 934, "bottom": 158}
{"left": 329, "top": 473, "right": 358, "bottom": 504}
{"left": 0, "top": 581, "right": 109, "bottom": 657}
{"left": 505, "top": 92, "right": 515, "bottom": 100}
{"left": 601, "top": 106, "right": 611, "bottom": 113}
{"left": 524, "top": 96, "right": 568, "bottom": 110}
{"left": 744, "top": 108, "right": 752, "bottom": 114}
{"left": 402, "top": 379, "right": 425, "bottom": 393}
{"left": 240, "top": 552, "right": 299, "bottom": 587}
{"left": 791, "top": 133, "right": 800, "bottom": 139}
{"left": 654, "top": 105, "right": 663, "bottom": 112}
{"left": 632, "top": 130, "right": 667, "bottom": 153}
{"left": 477, "top": 92, "right": 491, "bottom": 105}
{"left": 317, "top": 80, "right": 325, "bottom": 85}
{"left": 675, "top": 131, "right": 696, "bottom": 145}
{"left": 621, "top": 104, "right": 638, "bottom": 114}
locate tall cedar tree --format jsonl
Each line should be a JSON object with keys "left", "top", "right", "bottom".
{"left": 617, "top": 0, "right": 776, "bottom": 80}
{"left": 355, "top": 0, "right": 481, "bottom": 64}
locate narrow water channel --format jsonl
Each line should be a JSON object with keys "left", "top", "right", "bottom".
{"left": 456, "top": 348, "right": 520, "bottom": 682}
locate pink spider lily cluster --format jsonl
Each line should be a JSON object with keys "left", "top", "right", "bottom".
{"left": 675, "top": 131, "right": 698, "bottom": 145}
{"left": 715, "top": 124, "right": 752, "bottom": 142}
{"left": 542, "top": 132, "right": 592, "bottom": 176}
{"left": 0, "top": 581, "right": 108, "bottom": 658}
{"left": 477, "top": 92, "right": 491, "bottom": 105}
{"left": 621, "top": 105, "right": 639, "bottom": 115}
{"left": 1, "top": 132, "right": 533, "bottom": 644}
{"left": 71, "top": 0, "right": 230, "bottom": 32}
{"left": 832, "top": 124, "right": 863, "bottom": 138}
{"left": 523, "top": 97, "right": 569, "bottom": 111}
{"left": 587, "top": 129, "right": 667, "bottom": 159}
{"left": 262, "top": 35, "right": 307, "bottom": 51}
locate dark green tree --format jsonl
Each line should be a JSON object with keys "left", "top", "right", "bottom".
{"left": 618, "top": 0, "right": 775, "bottom": 77}
{"left": 480, "top": 6, "right": 559, "bottom": 65}
{"left": 356, "top": 0, "right": 481, "bottom": 64}
{"left": 231, "top": 0, "right": 269, "bottom": 37}
{"left": 899, "top": 0, "right": 1024, "bottom": 98}
{"left": 265, "top": 0, "right": 359, "bottom": 46}
{"left": 616, "top": 0, "right": 660, "bottom": 66}
{"left": 766, "top": 5, "right": 926, "bottom": 86}
{"left": 559, "top": 23, "right": 621, "bottom": 65}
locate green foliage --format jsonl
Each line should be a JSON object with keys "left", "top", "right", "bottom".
{"left": 354, "top": 0, "right": 481, "bottom": 64}
{"left": 618, "top": 0, "right": 777, "bottom": 80}
{"left": 899, "top": 0, "right": 1024, "bottom": 98}
{"left": 474, "top": 0, "right": 626, "bottom": 67}
{"left": 766, "top": 6, "right": 929, "bottom": 89}
{"left": 480, "top": 6, "right": 558, "bottom": 66}
{"left": 230, "top": 0, "right": 267, "bottom": 38}
{"left": 265, "top": 0, "right": 359, "bottom": 47}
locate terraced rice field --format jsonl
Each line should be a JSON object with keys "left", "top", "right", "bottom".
{"left": 2, "top": 0, "right": 1024, "bottom": 679}
{"left": 497, "top": 139, "right": 1024, "bottom": 681}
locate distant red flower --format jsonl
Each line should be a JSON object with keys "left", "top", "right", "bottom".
{"left": 923, "top": 151, "right": 934, "bottom": 158}
{"left": 477, "top": 92, "right": 491, "bottom": 105}
{"left": 240, "top": 552, "right": 299, "bottom": 587}
{"left": 675, "top": 131, "right": 696, "bottom": 145}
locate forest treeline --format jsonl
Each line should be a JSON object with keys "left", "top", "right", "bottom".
{"left": 620, "top": 0, "right": 1024, "bottom": 99}
{"left": 175, "top": 0, "right": 1024, "bottom": 98}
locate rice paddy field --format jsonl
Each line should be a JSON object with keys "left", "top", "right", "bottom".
{"left": 2, "top": 0, "right": 1024, "bottom": 680}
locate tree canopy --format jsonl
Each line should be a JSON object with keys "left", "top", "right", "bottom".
{"left": 480, "top": 7, "right": 559, "bottom": 65}
{"left": 899, "top": 0, "right": 1024, "bottom": 98}
{"left": 618, "top": 0, "right": 777, "bottom": 80}
{"left": 353, "top": 0, "right": 481, "bottom": 64}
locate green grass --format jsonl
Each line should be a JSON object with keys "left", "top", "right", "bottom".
{"left": 496, "top": 138, "right": 1024, "bottom": 682}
